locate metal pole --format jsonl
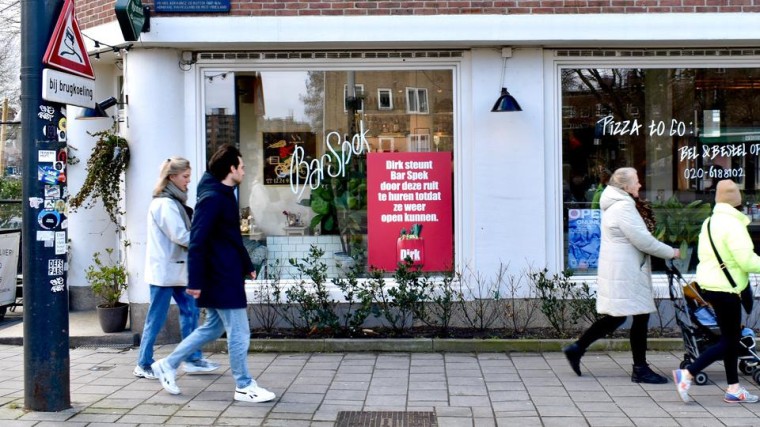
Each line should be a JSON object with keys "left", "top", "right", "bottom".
{"left": 20, "top": 0, "right": 70, "bottom": 411}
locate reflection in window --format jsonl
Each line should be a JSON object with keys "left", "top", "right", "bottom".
{"left": 406, "top": 87, "right": 429, "bottom": 114}
{"left": 561, "top": 67, "right": 760, "bottom": 275}
{"left": 203, "top": 69, "right": 454, "bottom": 278}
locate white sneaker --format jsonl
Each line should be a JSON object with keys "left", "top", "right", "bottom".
{"left": 234, "top": 384, "right": 276, "bottom": 403}
{"left": 133, "top": 365, "right": 157, "bottom": 380}
{"left": 182, "top": 358, "right": 220, "bottom": 373}
{"left": 152, "top": 359, "right": 180, "bottom": 395}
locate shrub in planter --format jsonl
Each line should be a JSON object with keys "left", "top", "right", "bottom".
{"left": 85, "top": 248, "right": 128, "bottom": 332}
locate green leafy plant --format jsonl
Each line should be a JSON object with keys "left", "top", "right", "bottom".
{"left": 85, "top": 248, "right": 127, "bottom": 308}
{"left": 653, "top": 196, "right": 711, "bottom": 253}
{"left": 530, "top": 267, "right": 596, "bottom": 338}
{"left": 287, "top": 245, "right": 340, "bottom": 334}
{"left": 69, "top": 125, "right": 130, "bottom": 227}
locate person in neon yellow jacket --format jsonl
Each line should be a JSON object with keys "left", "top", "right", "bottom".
{"left": 673, "top": 179, "right": 760, "bottom": 404}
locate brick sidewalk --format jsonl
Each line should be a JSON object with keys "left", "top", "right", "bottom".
{"left": 0, "top": 345, "right": 759, "bottom": 426}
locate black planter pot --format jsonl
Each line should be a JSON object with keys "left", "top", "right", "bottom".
{"left": 96, "top": 302, "right": 129, "bottom": 333}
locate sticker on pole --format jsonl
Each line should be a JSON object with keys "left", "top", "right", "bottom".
{"left": 42, "top": 0, "right": 95, "bottom": 80}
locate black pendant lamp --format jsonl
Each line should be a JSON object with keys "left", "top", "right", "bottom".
{"left": 491, "top": 48, "right": 522, "bottom": 112}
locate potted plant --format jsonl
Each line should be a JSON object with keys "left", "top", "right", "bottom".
{"left": 653, "top": 195, "right": 712, "bottom": 271}
{"left": 85, "top": 248, "right": 129, "bottom": 333}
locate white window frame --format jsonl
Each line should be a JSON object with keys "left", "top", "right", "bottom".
{"left": 377, "top": 88, "right": 393, "bottom": 110}
{"left": 405, "top": 87, "right": 429, "bottom": 114}
{"left": 343, "top": 83, "right": 365, "bottom": 112}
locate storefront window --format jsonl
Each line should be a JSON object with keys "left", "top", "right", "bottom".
{"left": 562, "top": 67, "right": 760, "bottom": 274}
{"left": 203, "top": 69, "right": 455, "bottom": 278}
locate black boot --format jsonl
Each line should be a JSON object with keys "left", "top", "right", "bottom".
{"left": 631, "top": 364, "right": 668, "bottom": 384}
{"left": 563, "top": 342, "right": 584, "bottom": 376}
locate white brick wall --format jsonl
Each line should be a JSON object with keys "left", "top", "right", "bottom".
{"left": 265, "top": 235, "right": 351, "bottom": 278}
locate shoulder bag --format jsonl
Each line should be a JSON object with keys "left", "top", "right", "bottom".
{"left": 707, "top": 217, "right": 754, "bottom": 314}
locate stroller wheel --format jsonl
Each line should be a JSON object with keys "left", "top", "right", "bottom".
{"left": 739, "top": 360, "right": 755, "bottom": 376}
{"left": 679, "top": 360, "right": 690, "bottom": 370}
{"left": 694, "top": 372, "right": 709, "bottom": 386}
{"left": 753, "top": 369, "right": 760, "bottom": 386}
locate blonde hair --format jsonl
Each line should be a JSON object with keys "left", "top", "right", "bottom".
{"left": 607, "top": 167, "right": 637, "bottom": 191}
{"left": 153, "top": 157, "right": 191, "bottom": 196}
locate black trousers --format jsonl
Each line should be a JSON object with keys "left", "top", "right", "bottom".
{"left": 577, "top": 313, "right": 650, "bottom": 366}
{"left": 687, "top": 289, "right": 742, "bottom": 385}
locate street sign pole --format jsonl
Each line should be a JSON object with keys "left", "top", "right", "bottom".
{"left": 20, "top": 0, "right": 71, "bottom": 411}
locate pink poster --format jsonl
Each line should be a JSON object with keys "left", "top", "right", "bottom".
{"left": 367, "top": 152, "right": 453, "bottom": 271}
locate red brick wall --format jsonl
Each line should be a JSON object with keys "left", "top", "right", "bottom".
{"left": 78, "top": 0, "right": 760, "bottom": 29}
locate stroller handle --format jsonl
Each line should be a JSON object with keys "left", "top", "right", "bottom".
{"left": 664, "top": 259, "right": 685, "bottom": 280}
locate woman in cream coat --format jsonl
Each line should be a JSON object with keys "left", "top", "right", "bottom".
{"left": 133, "top": 158, "right": 220, "bottom": 379}
{"left": 564, "top": 167, "right": 680, "bottom": 383}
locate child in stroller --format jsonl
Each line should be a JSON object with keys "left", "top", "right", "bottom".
{"left": 665, "top": 262, "right": 760, "bottom": 386}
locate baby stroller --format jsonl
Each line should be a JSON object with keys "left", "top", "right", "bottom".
{"left": 665, "top": 261, "right": 760, "bottom": 385}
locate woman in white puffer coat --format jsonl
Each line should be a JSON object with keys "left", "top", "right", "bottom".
{"left": 563, "top": 167, "right": 680, "bottom": 383}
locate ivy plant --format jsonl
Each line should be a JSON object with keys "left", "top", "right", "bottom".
{"left": 69, "top": 125, "right": 130, "bottom": 228}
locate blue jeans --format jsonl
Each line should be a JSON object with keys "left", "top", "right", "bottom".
{"left": 164, "top": 307, "right": 254, "bottom": 389}
{"left": 137, "top": 285, "right": 202, "bottom": 369}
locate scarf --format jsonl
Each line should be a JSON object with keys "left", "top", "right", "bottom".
{"left": 634, "top": 196, "right": 656, "bottom": 234}
{"left": 156, "top": 181, "right": 191, "bottom": 229}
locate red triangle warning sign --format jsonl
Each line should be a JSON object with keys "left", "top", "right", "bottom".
{"left": 43, "top": 0, "right": 95, "bottom": 80}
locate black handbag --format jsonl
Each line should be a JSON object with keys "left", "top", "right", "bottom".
{"left": 707, "top": 217, "right": 754, "bottom": 314}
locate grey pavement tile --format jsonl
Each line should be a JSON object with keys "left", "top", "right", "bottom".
{"left": 472, "top": 418, "right": 496, "bottom": 427}
{"left": 369, "top": 376, "right": 407, "bottom": 387}
{"left": 334, "top": 373, "right": 371, "bottom": 382}
{"left": 269, "top": 402, "right": 319, "bottom": 414}
{"left": 266, "top": 411, "right": 313, "bottom": 420}
{"left": 631, "top": 418, "right": 680, "bottom": 426}
{"left": 447, "top": 377, "right": 486, "bottom": 386}
{"left": 673, "top": 417, "right": 724, "bottom": 426}
{"left": 434, "top": 406, "right": 473, "bottom": 417}
{"left": 530, "top": 395, "right": 574, "bottom": 406}
{"left": 570, "top": 391, "right": 614, "bottom": 402}
{"left": 604, "top": 385, "right": 649, "bottom": 397}
{"left": 286, "top": 383, "right": 330, "bottom": 394}
{"left": 409, "top": 380, "right": 446, "bottom": 390}
{"left": 15, "top": 409, "right": 78, "bottom": 422}
{"left": 34, "top": 423, "right": 88, "bottom": 427}
{"left": 324, "top": 389, "right": 366, "bottom": 401}
{"left": 436, "top": 417, "right": 474, "bottom": 427}
{"left": 586, "top": 416, "right": 634, "bottom": 426}
{"left": 367, "top": 385, "right": 408, "bottom": 395}
{"left": 471, "top": 406, "right": 496, "bottom": 417}
{"left": 485, "top": 381, "right": 526, "bottom": 391}
{"left": 408, "top": 389, "right": 448, "bottom": 401}
{"left": 64, "top": 413, "right": 123, "bottom": 423}
{"left": 261, "top": 419, "right": 311, "bottom": 426}
{"left": 495, "top": 416, "right": 542, "bottom": 426}
{"left": 88, "top": 398, "right": 145, "bottom": 410}
{"left": 541, "top": 417, "right": 590, "bottom": 427}
{"left": 309, "top": 422, "right": 334, "bottom": 427}
{"left": 488, "top": 390, "right": 532, "bottom": 402}
{"left": 491, "top": 400, "right": 536, "bottom": 412}
{"left": 276, "top": 391, "right": 324, "bottom": 404}
{"left": 619, "top": 405, "right": 670, "bottom": 418}
{"left": 721, "top": 417, "right": 760, "bottom": 426}
{"left": 336, "top": 364, "right": 373, "bottom": 374}
{"left": 117, "top": 414, "right": 171, "bottom": 423}
{"left": 216, "top": 417, "right": 265, "bottom": 425}
{"left": 526, "top": 385, "right": 569, "bottom": 397}
{"left": 221, "top": 404, "right": 272, "bottom": 418}
{"left": 534, "top": 405, "right": 583, "bottom": 417}
{"left": 363, "top": 394, "right": 408, "bottom": 406}
{"left": 181, "top": 400, "right": 230, "bottom": 411}
{"left": 373, "top": 369, "right": 409, "bottom": 378}
{"left": 574, "top": 401, "right": 625, "bottom": 414}
{"left": 165, "top": 416, "right": 221, "bottom": 425}
{"left": 410, "top": 365, "right": 445, "bottom": 374}
{"left": 79, "top": 407, "right": 129, "bottom": 415}
{"left": 328, "top": 381, "right": 369, "bottom": 391}
{"left": 448, "top": 385, "right": 488, "bottom": 396}
{"left": 446, "top": 368, "right": 483, "bottom": 378}
{"left": 449, "top": 395, "right": 492, "bottom": 407}
{"left": 410, "top": 373, "right": 446, "bottom": 382}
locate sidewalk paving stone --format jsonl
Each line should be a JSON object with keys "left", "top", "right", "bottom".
{"left": 3, "top": 342, "right": 760, "bottom": 425}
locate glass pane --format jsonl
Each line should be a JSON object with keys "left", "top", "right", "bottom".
{"left": 203, "top": 69, "right": 455, "bottom": 278}
{"left": 562, "top": 67, "right": 760, "bottom": 274}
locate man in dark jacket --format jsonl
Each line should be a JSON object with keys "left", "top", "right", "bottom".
{"left": 152, "top": 144, "right": 275, "bottom": 403}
